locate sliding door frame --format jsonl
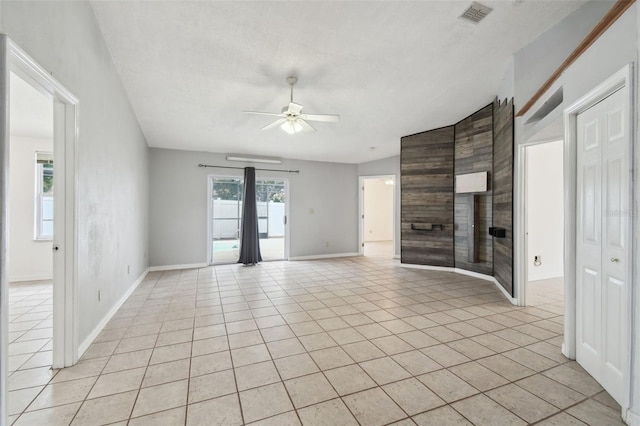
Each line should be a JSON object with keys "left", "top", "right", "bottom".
{"left": 206, "top": 174, "right": 290, "bottom": 265}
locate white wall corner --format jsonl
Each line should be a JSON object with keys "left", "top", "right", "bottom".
{"left": 77, "top": 267, "right": 149, "bottom": 359}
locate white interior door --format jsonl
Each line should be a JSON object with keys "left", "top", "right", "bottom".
{"left": 576, "top": 87, "right": 629, "bottom": 405}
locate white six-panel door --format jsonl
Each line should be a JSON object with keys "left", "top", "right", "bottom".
{"left": 576, "top": 87, "right": 629, "bottom": 405}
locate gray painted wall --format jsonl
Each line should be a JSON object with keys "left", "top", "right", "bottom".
{"left": 357, "top": 155, "right": 401, "bottom": 257}
{"left": 0, "top": 2, "right": 150, "bottom": 343}
{"left": 149, "top": 148, "right": 359, "bottom": 266}
{"left": 513, "top": 0, "right": 611, "bottom": 111}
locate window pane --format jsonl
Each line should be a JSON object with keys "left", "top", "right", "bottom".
{"left": 41, "top": 220, "right": 53, "bottom": 236}
{"left": 42, "top": 163, "right": 54, "bottom": 194}
{"left": 42, "top": 196, "right": 54, "bottom": 221}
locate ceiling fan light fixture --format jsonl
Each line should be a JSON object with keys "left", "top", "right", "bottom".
{"left": 281, "top": 120, "right": 303, "bottom": 135}
{"left": 244, "top": 76, "right": 339, "bottom": 133}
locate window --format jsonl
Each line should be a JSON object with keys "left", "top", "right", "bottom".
{"left": 35, "top": 152, "right": 53, "bottom": 240}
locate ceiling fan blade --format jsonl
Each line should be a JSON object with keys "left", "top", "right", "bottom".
{"left": 288, "top": 102, "right": 304, "bottom": 115}
{"left": 261, "top": 118, "right": 287, "bottom": 130}
{"left": 298, "top": 119, "right": 316, "bottom": 133}
{"left": 299, "top": 113, "right": 340, "bottom": 123}
{"left": 243, "top": 111, "right": 285, "bottom": 117}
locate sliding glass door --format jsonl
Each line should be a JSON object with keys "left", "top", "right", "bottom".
{"left": 211, "top": 177, "right": 243, "bottom": 264}
{"left": 210, "top": 176, "right": 287, "bottom": 264}
{"left": 256, "top": 180, "right": 286, "bottom": 262}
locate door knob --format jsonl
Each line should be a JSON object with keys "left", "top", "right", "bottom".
{"left": 611, "top": 257, "right": 619, "bottom": 263}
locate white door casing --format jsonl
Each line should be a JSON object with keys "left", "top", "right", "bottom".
{"left": 358, "top": 175, "right": 396, "bottom": 257}
{"left": 576, "top": 87, "right": 630, "bottom": 405}
{"left": 1, "top": 35, "right": 79, "bottom": 426}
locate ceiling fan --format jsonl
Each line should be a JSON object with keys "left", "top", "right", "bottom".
{"left": 243, "top": 76, "right": 340, "bottom": 135}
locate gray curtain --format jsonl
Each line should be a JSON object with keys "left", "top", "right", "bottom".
{"left": 238, "top": 167, "right": 262, "bottom": 265}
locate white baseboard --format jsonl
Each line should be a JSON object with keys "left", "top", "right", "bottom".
{"left": 625, "top": 408, "right": 640, "bottom": 425}
{"left": 399, "top": 263, "right": 518, "bottom": 305}
{"left": 149, "top": 263, "right": 208, "bottom": 272}
{"left": 399, "top": 263, "right": 453, "bottom": 272}
{"left": 78, "top": 267, "right": 149, "bottom": 358}
{"left": 528, "top": 272, "right": 564, "bottom": 282}
{"left": 290, "top": 252, "right": 360, "bottom": 261}
{"left": 9, "top": 274, "right": 52, "bottom": 282}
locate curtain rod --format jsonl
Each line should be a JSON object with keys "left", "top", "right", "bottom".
{"left": 198, "top": 164, "right": 300, "bottom": 173}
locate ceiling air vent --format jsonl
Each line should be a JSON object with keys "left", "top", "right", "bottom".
{"left": 460, "top": 2, "right": 493, "bottom": 24}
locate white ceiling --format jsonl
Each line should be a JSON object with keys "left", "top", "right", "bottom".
{"left": 10, "top": 72, "right": 53, "bottom": 139}
{"left": 91, "top": 0, "right": 586, "bottom": 164}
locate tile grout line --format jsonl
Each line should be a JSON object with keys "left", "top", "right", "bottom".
{"left": 7, "top": 262, "right": 617, "bottom": 425}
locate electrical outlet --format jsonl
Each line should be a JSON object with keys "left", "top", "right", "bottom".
{"left": 534, "top": 256, "right": 542, "bottom": 266}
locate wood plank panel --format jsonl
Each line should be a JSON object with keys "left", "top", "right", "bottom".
{"left": 401, "top": 126, "right": 455, "bottom": 266}
{"left": 493, "top": 98, "right": 515, "bottom": 296}
{"left": 454, "top": 105, "right": 493, "bottom": 275}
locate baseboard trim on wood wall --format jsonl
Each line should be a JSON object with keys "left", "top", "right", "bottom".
{"left": 149, "top": 263, "right": 209, "bottom": 272}
{"left": 78, "top": 267, "right": 149, "bottom": 359}
{"left": 289, "top": 253, "right": 360, "bottom": 261}
{"left": 399, "top": 262, "right": 518, "bottom": 305}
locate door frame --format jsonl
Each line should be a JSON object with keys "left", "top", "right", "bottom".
{"left": 518, "top": 137, "right": 565, "bottom": 307}
{"left": 207, "top": 174, "right": 290, "bottom": 265}
{"left": 1, "top": 35, "right": 79, "bottom": 420}
{"left": 207, "top": 174, "right": 242, "bottom": 265}
{"left": 358, "top": 175, "right": 396, "bottom": 257}
{"left": 563, "top": 64, "right": 634, "bottom": 412}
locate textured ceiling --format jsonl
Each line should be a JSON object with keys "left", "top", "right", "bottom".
{"left": 91, "top": 1, "right": 587, "bottom": 164}
{"left": 10, "top": 72, "right": 53, "bottom": 139}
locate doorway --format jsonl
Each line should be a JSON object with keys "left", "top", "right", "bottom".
{"left": 516, "top": 65, "right": 634, "bottom": 410}
{"left": 524, "top": 139, "right": 564, "bottom": 307}
{"left": 1, "top": 36, "right": 79, "bottom": 423}
{"left": 208, "top": 176, "right": 289, "bottom": 264}
{"left": 359, "top": 175, "right": 395, "bottom": 258}
{"left": 6, "top": 71, "right": 56, "bottom": 419}
{"left": 573, "top": 86, "right": 630, "bottom": 406}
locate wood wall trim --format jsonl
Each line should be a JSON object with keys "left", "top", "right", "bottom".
{"left": 516, "top": 0, "right": 635, "bottom": 117}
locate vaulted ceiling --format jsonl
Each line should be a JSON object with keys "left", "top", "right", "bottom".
{"left": 91, "top": 1, "right": 586, "bottom": 163}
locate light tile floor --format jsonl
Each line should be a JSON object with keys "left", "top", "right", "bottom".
{"left": 7, "top": 258, "right": 624, "bottom": 425}
{"left": 7, "top": 280, "right": 54, "bottom": 422}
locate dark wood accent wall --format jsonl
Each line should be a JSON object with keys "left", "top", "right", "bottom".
{"left": 399, "top": 101, "right": 514, "bottom": 298}
{"left": 454, "top": 105, "right": 493, "bottom": 275}
{"left": 401, "top": 127, "right": 455, "bottom": 266}
{"left": 493, "top": 98, "right": 515, "bottom": 296}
